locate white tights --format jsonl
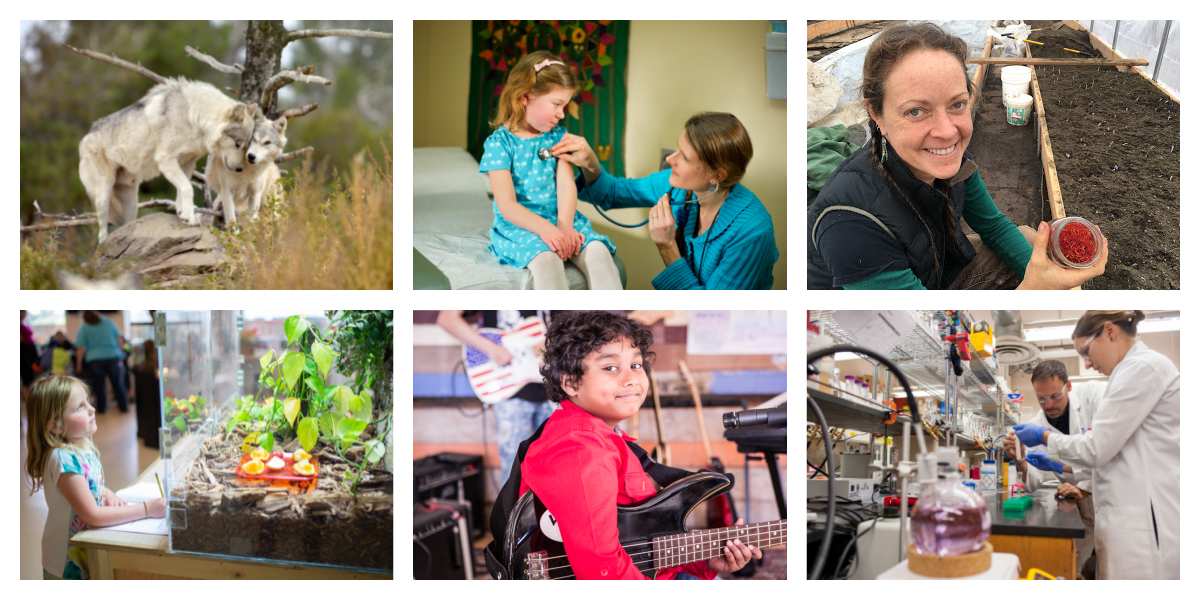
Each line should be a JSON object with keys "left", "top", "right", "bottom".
{"left": 527, "top": 241, "right": 622, "bottom": 290}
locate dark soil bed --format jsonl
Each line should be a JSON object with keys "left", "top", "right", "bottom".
{"left": 171, "top": 433, "right": 394, "bottom": 572}
{"left": 1030, "top": 27, "right": 1179, "bottom": 289}
{"left": 968, "top": 63, "right": 1042, "bottom": 229}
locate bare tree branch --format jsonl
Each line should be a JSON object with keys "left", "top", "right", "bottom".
{"left": 287, "top": 29, "right": 393, "bottom": 42}
{"left": 185, "top": 45, "right": 243, "bottom": 75}
{"left": 64, "top": 44, "right": 166, "bottom": 84}
{"left": 280, "top": 103, "right": 319, "bottom": 120}
{"left": 22, "top": 200, "right": 218, "bottom": 232}
{"left": 278, "top": 147, "right": 314, "bottom": 163}
{"left": 260, "top": 66, "right": 331, "bottom": 111}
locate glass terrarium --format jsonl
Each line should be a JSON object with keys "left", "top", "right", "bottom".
{"left": 158, "top": 311, "right": 393, "bottom": 573}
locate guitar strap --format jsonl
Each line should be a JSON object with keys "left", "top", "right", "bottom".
{"left": 485, "top": 418, "right": 699, "bottom": 579}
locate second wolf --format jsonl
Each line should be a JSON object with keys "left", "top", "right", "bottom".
{"left": 207, "top": 112, "right": 287, "bottom": 225}
{"left": 78, "top": 78, "right": 259, "bottom": 243}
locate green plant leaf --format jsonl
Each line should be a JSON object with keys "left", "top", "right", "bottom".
{"left": 259, "top": 431, "right": 275, "bottom": 452}
{"left": 283, "top": 397, "right": 302, "bottom": 427}
{"left": 297, "top": 417, "right": 319, "bottom": 452}
{"left": 336, "top": 417, "right": 368, "bottom": 449}
{"left": 259, "top": 349, "right": 274, "bottom": 370}
{"left": 319, "top": 413, "right": 336, "bottom": 440}
{"left": 284, "top": 315, "right": 312, "bottom": 346}
{"left": 352, "top": 392, "right": 373, "bottom": 423}
{"left": 333, "top": 385, "right": 355, "bottom": 415}
{"left": 312, "top": 341, "right": 335, "bottom": 380}
{"left": 282, "top": 351, "right": 305, "bottom": 391}
{"left": 364, "top": 439, "right": 386, "bottom": 464}
{"left": 173, "top": 415, "right": 187, "bottom": 432}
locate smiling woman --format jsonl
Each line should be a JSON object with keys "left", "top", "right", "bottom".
{"left": 807, "top": 22, "right": 1108, "bottom": 290}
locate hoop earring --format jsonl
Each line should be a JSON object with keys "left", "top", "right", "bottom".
{"left": 707, "top": 181, "right": 720, "bottom": 194}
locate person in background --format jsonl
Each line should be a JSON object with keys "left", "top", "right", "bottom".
{"left": 1013, "top": 311, "right": 1178, "bottom": 579}
{"left": 1004, "top": 359, "right": 1104, "bottom": 578}
{"left": 41, "top": 331, "right": 76, "bottom": 376}
{"left": 74, "top": 311, "right": 129, "bottom": 414}
{"left": 22, "top": 310, "right": 42, "bottom": 396}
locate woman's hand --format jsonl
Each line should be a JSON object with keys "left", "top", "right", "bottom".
{"left": 648, "top": 194, "right": 677, "bottom": 246}
{"left": 1017, "top": 221, "right": 1108, "bottom": 290}
{"left": 550, "top": 133, "right": 600, "bottom": 183}
{"left": 558, "top": 224, "right": 584, "bottom": 257}
{"left": 707, "top": 521, "right": 762, "bottom": 574}
{"left": 101, "top": 487, "right": 126, "bottom": 507}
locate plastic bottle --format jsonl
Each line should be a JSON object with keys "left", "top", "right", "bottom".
{"left": 911, "top": 448, "right": 992, "bottom": 557}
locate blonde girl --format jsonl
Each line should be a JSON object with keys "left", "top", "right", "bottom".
{"left": 479, "top": 50, "right": 622, "bottom": 290}
{"left": 26, "top": 375, "right": 166, "bottom": 579}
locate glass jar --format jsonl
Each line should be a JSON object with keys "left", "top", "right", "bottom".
{"left": 1049, "top": 217, "right": 1102, "bottom": 269}
{"left": 911, "top": 448, "right": 992, "bottom": 556}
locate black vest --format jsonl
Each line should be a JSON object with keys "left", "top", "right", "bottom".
{"left": 808, "top": 140, "right": 978, "bottom": 289}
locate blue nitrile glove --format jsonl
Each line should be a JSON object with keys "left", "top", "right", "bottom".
{"left": 1012, "top": 423, "right": 1047, "bottom": 447}
{"left": 1025, "top": 450, "right": 1064, "bottom": 474}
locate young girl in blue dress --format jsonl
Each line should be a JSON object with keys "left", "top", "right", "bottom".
{"left": 479, "top": 50, "right": 621, "bottom": 289}
{"left": 25, "top": 375, "right": 166, "bottom": 579}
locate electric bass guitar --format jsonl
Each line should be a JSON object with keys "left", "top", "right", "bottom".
{"left": 463, "top": 315, "right": 546, "bottom": 404}
{"left": 495, "top": 471, "right": 787, "bottom": 580}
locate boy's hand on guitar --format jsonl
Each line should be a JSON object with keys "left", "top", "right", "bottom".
{"left": 707, "top": 520, "right": 762, "bottom": 574}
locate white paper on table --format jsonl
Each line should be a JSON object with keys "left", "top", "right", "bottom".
{"left": 95, "top": 481, "right": 168, "bottom": 535}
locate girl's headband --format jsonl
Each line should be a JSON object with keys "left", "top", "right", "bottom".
{"left": 534, "top": 58, "right": 566, "bottom": 73}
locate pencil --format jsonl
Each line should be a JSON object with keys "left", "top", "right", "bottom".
{"left": 155, "top": 473, "right": 165, "bottom": 499}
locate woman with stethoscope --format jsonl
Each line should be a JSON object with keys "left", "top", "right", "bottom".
{"left": 1013, "top": 311, "right": 1179, "bottom": 579}
{"left": 549, "top": 112, "right": 778, "bottom": 290}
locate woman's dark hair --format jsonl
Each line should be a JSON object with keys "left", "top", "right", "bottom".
{"left": 541, "top": 311, "right": 655, "bottom": 402}
{"left": 1072, "top": 310, "right": 1146, "bottom": 339}
{"left": 82, "top": 311, "right": 100, "bottom": 325}
{"left": 859, "top": 23, "right": 975, "bottom": 285}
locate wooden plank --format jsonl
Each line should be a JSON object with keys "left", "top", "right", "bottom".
{"left": 1027, "top": 45, "right": 1066, "bottom": 222}
{"left": 808, "top": 20, "right": 872, "bottom": 41}
{"left": 969, "top": 57, "right": 1148, "bottom": 67}
{"left": 990, "top": 534, "right": 1077, "bottom": 579}
{"left": 970, "top": 35, "right": 994, "bottom": 112}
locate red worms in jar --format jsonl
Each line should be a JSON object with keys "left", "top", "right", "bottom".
{"left": 1057, "top": 222, "right": 1097, "bottom": 264}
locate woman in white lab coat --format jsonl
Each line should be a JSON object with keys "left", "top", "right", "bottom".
{"left": 1013, "top": 311, "right": 1179, "bottom": 579}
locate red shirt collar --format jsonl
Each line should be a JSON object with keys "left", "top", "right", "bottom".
{"left": 559, "top": 400, "right": 637, "bottom": 442}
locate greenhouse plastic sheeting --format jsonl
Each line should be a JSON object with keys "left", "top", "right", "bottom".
{"left": 1084, "top": 20, "right": 1178, "bottom": 97}
{"left": 812, "top": 21, "right": 991, "bottom": 128}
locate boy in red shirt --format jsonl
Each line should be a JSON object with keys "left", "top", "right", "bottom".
{"left": 518, "top": 311, "right": 760, "bottom": 579}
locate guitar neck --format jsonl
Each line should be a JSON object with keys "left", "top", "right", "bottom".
{"left": 651, "top": 520, "right": 787, "bottom": 571}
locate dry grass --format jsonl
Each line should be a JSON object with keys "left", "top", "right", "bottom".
{"left": 215, "top": 149, "right": 393, "bottom": 289}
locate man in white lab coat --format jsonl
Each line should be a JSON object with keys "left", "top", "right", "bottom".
{"left": 1004, "top": 360, "right": 1104, "bottom": 578}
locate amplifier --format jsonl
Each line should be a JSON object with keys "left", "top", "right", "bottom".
{"left": 414, "top": 453, "right": 485, "bottom": 537}
{"left": 414, "top": 501, "right": 473, "bottom": 579}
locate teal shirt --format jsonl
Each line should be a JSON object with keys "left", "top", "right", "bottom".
{"left": 844, "top": 172, "right": 1032, "bottom": 290}
{"left": 578, "top": 168, "right": 778, "bottom": 290}
{"left": 75, "top": 318, "right": 123, "bottom": 362}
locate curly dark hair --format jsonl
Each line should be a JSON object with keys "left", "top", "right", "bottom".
{"left": 541, "top": 311, "right": 656, "bottom": 402}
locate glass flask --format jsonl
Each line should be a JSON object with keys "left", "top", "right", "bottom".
{"left": 911, "top": 447, "right": 992, "bottom": 556}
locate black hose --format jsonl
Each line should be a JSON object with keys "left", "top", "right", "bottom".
{"left": 807, "top": 393, "right": 834, "bottom": 579}
{"left": 807, "top": 343, "right": 921, "bottom": 579}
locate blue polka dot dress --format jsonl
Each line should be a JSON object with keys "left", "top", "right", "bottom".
{"left": 479, "top": 125, "right": 616, "bottom": 268}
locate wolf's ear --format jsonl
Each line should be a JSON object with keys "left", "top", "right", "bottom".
{"left": 273, "top": 117, "right": 288, "bottom": 135}
{"left": 229, "top": 102, "right": 256, "bottom": 122}
{"left": 248, "top": 102, "right": 264, "bottom": 119}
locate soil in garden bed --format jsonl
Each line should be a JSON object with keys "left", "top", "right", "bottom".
{"left": 1029, "top": 27, "right": 1180, "bottom": 289}
{"left": 967, "top": 63, "right": 1042, "bottom": 229}
{"left": 172, "top": 434, "right": 394, "bottom": 571}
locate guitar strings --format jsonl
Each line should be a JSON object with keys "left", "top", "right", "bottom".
{"left": 532, "top": 521, "right": 785, "bottom": 566}
{"left": 533, "top": 524, "right": 787, "bottom": 570}
{"left": 530, "top": 526, "right": 787, "bottom": 576}
{"left": 536, "top": 534, "right": 789, "bottom": 580}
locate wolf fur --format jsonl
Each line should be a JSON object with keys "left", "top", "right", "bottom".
{"left": 207, "top": 113, "right": 287, "bottom": 224}
{"left": 78, "top": 78, "right": 258, "bottom": 243}
{"left": 57, "top": 270, "right": 142, "bottom": 290}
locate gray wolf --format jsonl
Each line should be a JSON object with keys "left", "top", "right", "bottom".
{"left": 207, "top": 113, "right": 287, "bottom": 225}
{"left": 78, "top": 78, "right": 259, "bottom": 243}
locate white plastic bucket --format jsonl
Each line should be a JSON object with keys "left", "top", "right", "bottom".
{"left": 1001, "top": 65, "right": 1032, "bottom": 101}
{"left": 1005, "top": 93, "right": 1033, "bottom": 126}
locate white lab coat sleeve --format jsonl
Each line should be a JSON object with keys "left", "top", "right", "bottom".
{"left": 1067, "top": 381, "right": 1105, "bottom": 493}
{"left": 1047, "top": 359, "right": 1166, "bottom": 468}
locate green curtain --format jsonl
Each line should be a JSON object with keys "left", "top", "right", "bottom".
{"left": 467, "top": 20, "right": 629, "bottom": 176}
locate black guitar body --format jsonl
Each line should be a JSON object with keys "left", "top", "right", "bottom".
{"left": 499, "top": 471, "right": 733, "bottom": 579}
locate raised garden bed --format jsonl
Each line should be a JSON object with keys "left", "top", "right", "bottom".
{"left": 1030, "top": 25, "right": 1179, "bottom": 289}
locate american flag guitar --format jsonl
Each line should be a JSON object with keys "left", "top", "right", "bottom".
{"left": 463, "top": 315, "right": 547, "bottom": 404}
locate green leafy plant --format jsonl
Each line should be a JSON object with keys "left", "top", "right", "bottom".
{"left": 164, "top": 395, "right": 208, "bottom": 433}
{"left": 223, "top": 313, "right": 391, "bottom": 493}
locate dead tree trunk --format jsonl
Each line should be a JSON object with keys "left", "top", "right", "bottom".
{"left": 240, "top": 20, "right": 289, "bottom": 112}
